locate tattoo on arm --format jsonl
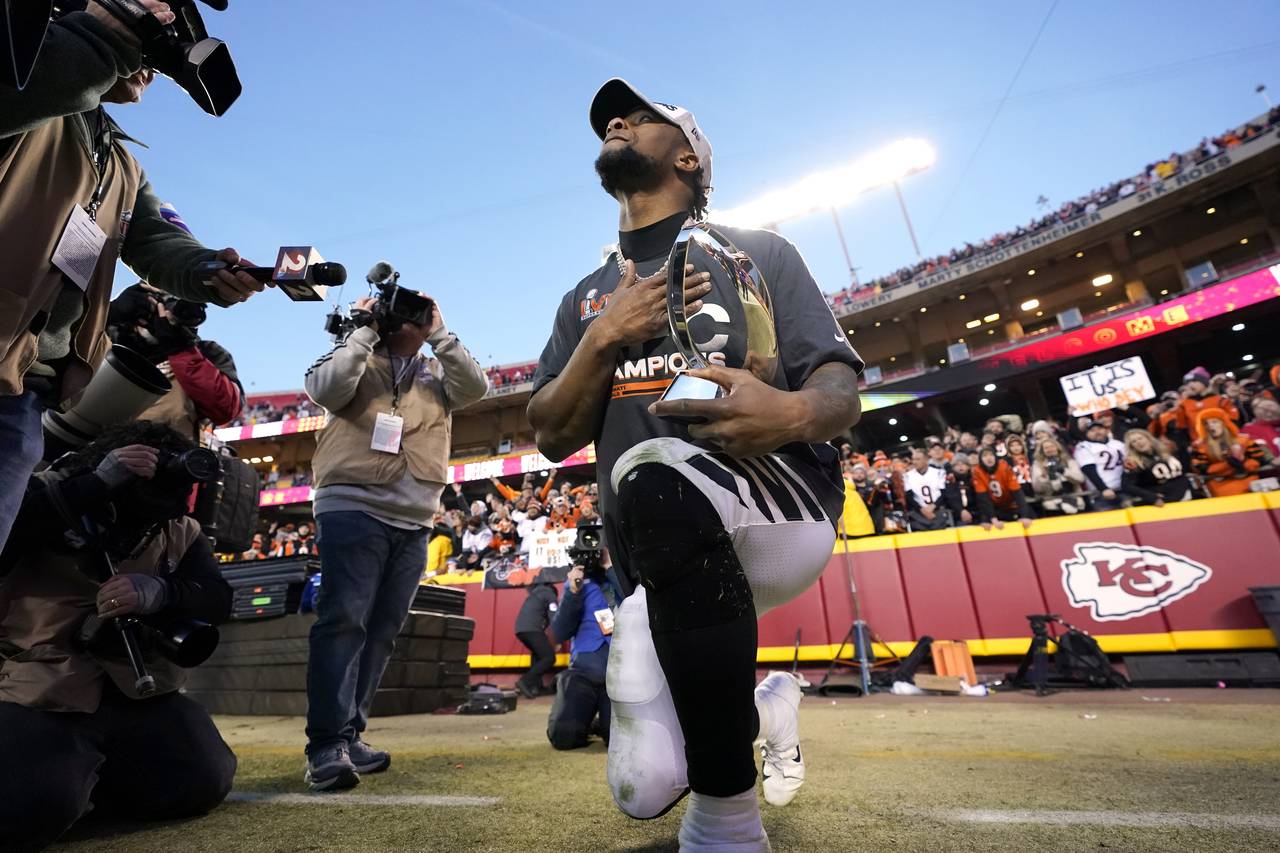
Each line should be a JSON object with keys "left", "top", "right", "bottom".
{"left": 798, "top": 362, "right": 862, "bottom": 442}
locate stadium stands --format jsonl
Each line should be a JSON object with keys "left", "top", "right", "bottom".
{"left": 826, "top": 106, "right": 1280, "bottom": 310}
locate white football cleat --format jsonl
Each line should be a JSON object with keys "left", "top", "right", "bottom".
{"left": 754, "top": 671, "right": 805, "bottom": 807}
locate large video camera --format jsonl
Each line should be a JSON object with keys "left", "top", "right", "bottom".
{"left": 3, "top": 1, "right": 241, "bottom": 116}
{"left": 324, "top": 261, "right": 435, "bottom": 341}
{"left": 567, "top": 520, "right": 606, "bottom": 576}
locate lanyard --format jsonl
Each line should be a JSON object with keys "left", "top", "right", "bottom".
{"left": 389, "top": 355, "right": 417, "bottom": 413}
{"left": 86, "top": 108, "right": 114, "bottom": 222}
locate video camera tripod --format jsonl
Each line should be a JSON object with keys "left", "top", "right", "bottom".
{"left": 1012, "top": 613, "right": 1128, "bottom": 696}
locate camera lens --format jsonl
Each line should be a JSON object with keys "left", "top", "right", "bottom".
{"left": 165, "top": 299, "right": 207, "bottom": 328}
{"left": 170, "top": 448, "right": 221, "bottom": 482}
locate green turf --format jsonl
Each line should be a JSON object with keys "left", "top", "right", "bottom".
{"left": 51, "top": 690, "right": 1280, "bottom": 852}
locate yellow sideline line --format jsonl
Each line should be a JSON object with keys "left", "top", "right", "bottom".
{"left": 466, "top": 630, "right": 1277, "bottom": 670}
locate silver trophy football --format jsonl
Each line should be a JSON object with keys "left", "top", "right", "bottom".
{"left": 657, "top": 221, "right": 779, "bottom": 423}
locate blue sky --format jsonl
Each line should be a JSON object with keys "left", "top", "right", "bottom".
{"left": 110, "top": 0, "right": 1280, "bottom": 393}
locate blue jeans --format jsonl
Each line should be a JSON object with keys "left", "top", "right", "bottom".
{"left": 305, "top": 511, "right": 428, "bottom": 754}
{"left": 0, "top": 392, "right": 45, "bottom": 554}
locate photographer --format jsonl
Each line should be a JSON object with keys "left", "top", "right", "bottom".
{"left": 108, "top": 283, "right": 245, "bottom": 440}
{"left": 514, "top": 580, "right": 559, "bottom": 700}
{"left": 0, "top": 420, "right": 235, "bottom": 850}
{"left": 546, "top": 550, "right": 622, "bottom": 751}
{"left": 301, "top": 291, "right": 487, "bottom": 791}
{"left": 0, "top": 1, "right": 265, "bottom": 552}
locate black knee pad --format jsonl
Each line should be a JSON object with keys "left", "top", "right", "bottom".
{"left": 616, "top": 462, "right": 753, "bottom": 634}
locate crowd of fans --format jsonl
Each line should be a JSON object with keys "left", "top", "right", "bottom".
{"left": 424, "top": 468, "right": 599, "bottom": 575}
{"left": 238, "top": 519, "right": 319, "bottom": 560}
{"left": 826, "top": 107, "right": 1280, "bottom": 312}
{"left": 262, "top": 466, "right": 312, "bottom": 490}
{"left": 485, "top": 362, "right": 537, "bottom": 390}
{"left": 231, "top": 360, "right": 1280, "bottom": 556}
{"left": 228, "top": 368, "right": 537, "bottom": 432}
{"left": 225, "top": 392, "right": 320, "bottom": 427}
{"left": 839, "top": 364, "right": 1280, "bottom": 536}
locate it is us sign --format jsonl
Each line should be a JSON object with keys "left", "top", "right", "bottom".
{"left": 1059, "top": 356, "right": 1156, "bottom": 417}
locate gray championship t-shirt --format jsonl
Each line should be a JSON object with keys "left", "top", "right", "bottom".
{"left": 531, "top": 214, "right": 864, "bottom": 544}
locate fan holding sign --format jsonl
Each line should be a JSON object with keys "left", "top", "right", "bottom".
{"left": 1059, "top": 356, "right": 1157, "bottom": 418}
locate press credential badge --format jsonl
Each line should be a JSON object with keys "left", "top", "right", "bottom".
{"left": 371, "top": 412, "right": 404, "bottom": 454}
{"left": 51, "top": 205, "right": 107, "bottom": 292}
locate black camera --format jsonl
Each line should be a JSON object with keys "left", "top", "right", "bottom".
{"left": 371, "top": 282, "right": 434, "bottom": 333}
{"left": 2, "top": 2, "right": 242, "bottom": 112}
{"left": 78, "top": 612, "right": 219, "bottom": 669}
{"left": 365, "top": 260, "right": 433, "bottom": 333}
{"left": 567, "top": 520, "right": 606, "bottom": 575}
{"left": 157, "top": 447, "right": 221, "bottom": 486}
{"left": 107, "top": 285, "right": 209, "bottom": 363}
{"left": 73, "top": 0, "right": 241, "bottom": 116}
{"left": 161, "top": 294, "right": 208, "bottom": 329}
{"left": 323, "top": 261, "right": 435, "bottom": 341}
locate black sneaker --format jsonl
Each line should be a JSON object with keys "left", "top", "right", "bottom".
{"left": 349, "top": 737, "right": 391, "bottom": 774}
{"left": 304, "top": 742, "right": 360, "bottom": 792}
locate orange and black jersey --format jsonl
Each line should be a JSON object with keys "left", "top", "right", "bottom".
{"left": 972, "top": 460, "right": 1020, "bottom": 508}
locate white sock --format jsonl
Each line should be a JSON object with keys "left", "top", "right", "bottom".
{"left": 678, "top": 789, "right": 771, "bottom": 852}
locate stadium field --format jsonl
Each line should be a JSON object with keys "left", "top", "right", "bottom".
{"left": 51, "top": 688, "right": 1280, "bottom": 852}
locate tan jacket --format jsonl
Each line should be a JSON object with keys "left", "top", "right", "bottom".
{"left": 0, "top": 114, "right": 142, "bottom": 400}
{"left": 138, "top": 377, "right": 199, "bottom": 442}
{"left": 311, "top": 349, "right": 453, "bottom": 488}
{"left": 306, "top": 324, "right": 488, "bottom": 490}
{"left": 0, "top": 11, "right": 229, "bottom": 402}
{"left": 0, "top": 514, "right": 204, "bottom": 712}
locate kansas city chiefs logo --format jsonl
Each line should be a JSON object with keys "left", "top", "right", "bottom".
{"left": 1061, "top": 542, "right": 1211, "bottom": 621}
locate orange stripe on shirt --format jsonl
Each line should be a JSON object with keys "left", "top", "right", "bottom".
{"left": 610, "top": 378, "right": 672, "bottom": 399}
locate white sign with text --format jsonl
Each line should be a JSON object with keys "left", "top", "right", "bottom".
{"left": 527, "top": 529, "right": 576, "bottom": 569}
{"left": 1059, "top": 356, "right": 1156, "bottom": 417}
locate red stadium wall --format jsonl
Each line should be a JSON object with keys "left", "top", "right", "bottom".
{"left": 454, "top": 492, "right": 1280, "bottom": 669}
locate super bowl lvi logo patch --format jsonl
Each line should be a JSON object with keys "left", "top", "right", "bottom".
{"left": 1061, "top": 542, "right": 1212, "bottom": 621}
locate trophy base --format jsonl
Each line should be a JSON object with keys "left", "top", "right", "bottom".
{"left": 656, "top": 372, "right": 724, "bottom": 424}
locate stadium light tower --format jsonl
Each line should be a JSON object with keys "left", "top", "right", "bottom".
{"left": 712, "top": 138, "right": 936, "bottom": 278}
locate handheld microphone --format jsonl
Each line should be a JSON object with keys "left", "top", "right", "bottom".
{"left": 196, "top": 246, "right": 347, "bottom": 302}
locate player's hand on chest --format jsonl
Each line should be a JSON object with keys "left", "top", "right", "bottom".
{"left": 595, "top": 262, "right": 712, "bottom": 348}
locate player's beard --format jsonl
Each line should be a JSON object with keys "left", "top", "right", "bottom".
{"left": 595, "top": 146, "right": 667, "bottom": 197}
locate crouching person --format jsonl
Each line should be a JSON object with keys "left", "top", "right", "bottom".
{"left": 546, "top": 556, "right": 621, "bottom": 750}
{"left": 0, "top": 422, "right": 235, "bottom": 851}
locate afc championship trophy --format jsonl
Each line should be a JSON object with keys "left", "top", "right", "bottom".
{"left": 657, "top": 220, "right": 779, "bottom": 423}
